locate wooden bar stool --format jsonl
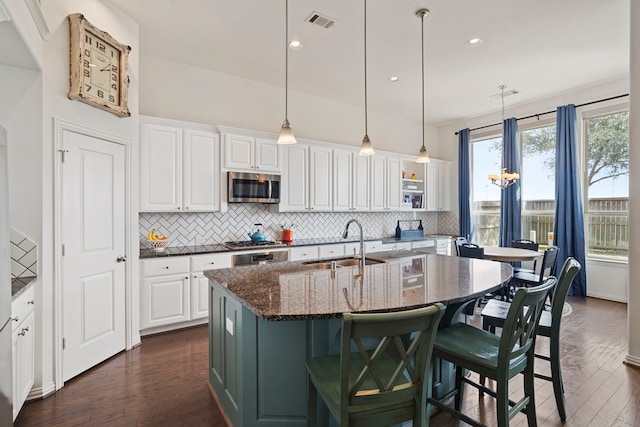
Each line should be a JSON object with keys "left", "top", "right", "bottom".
{"left": 481, "top": 257, "right": 581, "bottom": 420}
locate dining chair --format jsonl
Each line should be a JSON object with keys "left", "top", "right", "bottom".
{"left": 511, "top": 239, "right": 540, "bottom": 274}
{"left": 457, "top": 243, "right": 484, "bottom": 259}
{"left": 480, "top": 257, "right": 581, "bottom": 420}
{"left": 510, "top": 245, "right": 559, "bottom": 289}
{"left": 454, "top": 236, "right": 468, "bottom": 256}
{"left": 306, "top": 303, "right": 445, "bottom": 427}
{"left": 428, "top": 278, "right": 556, "bottom": 427}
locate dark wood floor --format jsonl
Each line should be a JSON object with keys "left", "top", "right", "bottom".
{"left": 15, "top": 296, "right": 639, "bottom": 427}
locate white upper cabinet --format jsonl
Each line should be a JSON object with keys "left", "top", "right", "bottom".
{"left": 140, "top": 117, "right": 220, "bottom": 212}
{"left": 333, "top": 148, "right": 369, "bottom": 212}
{"left": 277, "top": 143, "right": 332, "bottom": 212}
{"left": 370, "top": 153, "right": 402, "bottom": 211}
{"left": 426, "top": 159, "right": 452, "bottom": 211}
{"left": 222, "top": 131, "right": 280, "bottom": 172}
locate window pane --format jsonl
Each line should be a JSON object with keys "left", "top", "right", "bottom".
{"left": 471, "top": 137, "right": 501, "bottom": 246}
{"left": 521, "top": 126, "right": 555, "bottom": 246}
{"left": 585, "top": 111, "right": 629, "bottom": 260}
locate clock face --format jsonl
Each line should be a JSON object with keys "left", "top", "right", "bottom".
{"left": 83, "top": 30, "right": 121, "bottom": 106}
{"left": 68, "top": 13, "right": 131, "bottom": 117}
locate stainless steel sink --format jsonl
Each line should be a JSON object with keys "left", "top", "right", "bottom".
{"left": 303, "top": 258, "right": 384, "bottom": 269}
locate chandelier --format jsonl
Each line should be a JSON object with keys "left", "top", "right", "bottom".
{"left": 487, "top": 84, "right": 519, "bottom": 189}
{"left": 488, "top": 167, "right": 519, "bottom": 188}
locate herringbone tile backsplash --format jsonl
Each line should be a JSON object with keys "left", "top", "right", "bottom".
{"left": 139, "top": 204, "right": 447, "bottom": 248}
{"left": 10, "top": 227, "right": 38, "bottom": 278}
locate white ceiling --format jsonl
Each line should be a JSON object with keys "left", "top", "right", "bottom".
{"left": 108, "top": 0, "right": 629, "bottom": 126}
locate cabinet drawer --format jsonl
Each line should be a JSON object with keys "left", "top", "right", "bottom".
{"left": 289, "top": 246, "right": 319, "bottom": 261}
{"left": 395, "top": 242, "right": 412, "bottom": 251}
{"left": 364, "top": 241, "right": 387, "bottom": 253}
{"left": 436, "top": 239, "right": 450, "bottom": 249}
{"left": 11, "top": 285, "right": 35, "bottom": 331}
{"left": 318, "top": 244, "right": 344, "bottom": 259}
{"left": 141, "top": 257, "right": 190, "bottom": 277}
{"left": 412, "top": 240, "right": 435, "bottom": 249}
{"left": 191, "top": 253, "right": 232, "bottom": 272}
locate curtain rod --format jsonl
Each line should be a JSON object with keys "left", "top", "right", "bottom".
{"left": 454, "top": 93, "right": 629, "bottom": 135}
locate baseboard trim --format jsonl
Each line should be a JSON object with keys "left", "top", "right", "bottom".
{"left": 140, "top": 318, "right": 208, "bottom": 337}
{"left": 586, "top": 291, "right": 627, "bottom": 303}
{"left": 624, "top": 355, "right": 640, "bottom": 368}
{"left": 27, "top": 382, "right": 56, "bottom": 401}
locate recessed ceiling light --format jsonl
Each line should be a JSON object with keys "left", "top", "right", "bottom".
{"left": 388, "top": 76, "right": 399, "bottom": 83}
{"left": 288, "top": 40, "right": 303, "bottom": 49}
{"left": 465, "top": 38, "right": 483, "bottom": 47}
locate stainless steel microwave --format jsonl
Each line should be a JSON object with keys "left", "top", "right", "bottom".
{"left": 227, "top": 171, "right": 281, "bottom": 204}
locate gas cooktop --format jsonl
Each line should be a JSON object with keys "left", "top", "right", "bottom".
{"left": 223, "top": 240, "right": 287, "bottom": 250}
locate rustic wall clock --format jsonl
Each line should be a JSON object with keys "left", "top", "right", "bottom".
{"left": 68, "top": 13, "right": 131, "bottom": 117}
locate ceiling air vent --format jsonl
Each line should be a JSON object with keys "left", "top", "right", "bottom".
{"left": 305, "top": 11, "right": 337, "bottom": 29}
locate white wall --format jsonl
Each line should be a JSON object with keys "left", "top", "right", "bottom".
{"left": 2, "top": 0, "right": 140, "bottom": 397}
{"left": 437, "top": 77, "right": 630, "bottom": 302}
{"left": 626, "top": 0, "right": 640, "bottom": 366}
{"left": 139, "top": 55, "right": 440, "bottom": 158}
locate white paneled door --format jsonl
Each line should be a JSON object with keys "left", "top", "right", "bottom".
{"left": 61, "top": 130, "right": 126, "bottom": 382}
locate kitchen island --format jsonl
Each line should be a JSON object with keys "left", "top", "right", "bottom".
{"left": 205, "top": 252, "right": 512, "bottom": 427}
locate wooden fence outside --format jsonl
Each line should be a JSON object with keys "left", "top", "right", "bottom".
{"left": 472, "top": 198, "right": 628, "bottom": 254}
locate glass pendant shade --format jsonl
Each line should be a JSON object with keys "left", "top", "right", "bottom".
{"left": 277, "top": 119, "right": 297, "bottom": 144}
{"left": 416, "top": 145, "right": 430, "bottom": 163}
{"left": 359, "top": 134, "right": 375, "bottom": 156}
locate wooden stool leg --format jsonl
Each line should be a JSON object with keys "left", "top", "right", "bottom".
{"left": 550, "top": 332, "right": 567, "bottom": 420}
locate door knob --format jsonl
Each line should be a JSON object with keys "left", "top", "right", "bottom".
{"left": 116, "top": 255, "right": 127, "bottom": 263}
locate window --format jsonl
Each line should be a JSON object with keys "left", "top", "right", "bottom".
{"left": 471, "top": 124, "right": 556, "bottom": 247}
{"left": 521, "top": 125, "right": 556, "bottom": 247}
{"left": 584, "top": 110, "right": 629, "bottom": 260}
{"left": 471, "top": 136, "right": 501, "bottom": 246}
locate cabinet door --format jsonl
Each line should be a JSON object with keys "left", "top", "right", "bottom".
{"left": 183, "top": 129, "right": 219, "bottom": 212}
{"left": 255, "top": 137, "right": 280, "bottom": 172}
{"left": 140, "top": 123, "right": 182, "bottom": 211}
{"left": 387, "top": 157, "right": 402, "bottom": 210}
{"left": 426, "top": 161, "right": 440, "bottom": 211}
{"left": 333, "top": 149, "right": 353, "bottom": 211}
{"left": 309, "top": 146, "right": 333, "bottom": 211}
{"left": 191, "top": 272, "right": 210, "bottom": 320}
{"left": 281, "top": 144, "right": 308, "bottom": 211}
{"left": 437, "top": 161, "right": 451, "bottom": 211}
{"left": 370, "top": 155, "right": 387, "bottom": 211}
{"left": 141, "top": 274, "right": 190, "bottom": 330}
{"left": 224, "top": 134, "right": 254, "bottom": 170}
{"left": 352, "top": 155, "right": 370, "bottom": 211}
{"left": 12, "top": 311, "right": 34, "bottom": 421}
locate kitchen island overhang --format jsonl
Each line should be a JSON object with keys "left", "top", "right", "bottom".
{"left": 205, "top": 252, "right": 512, "bottom": 427}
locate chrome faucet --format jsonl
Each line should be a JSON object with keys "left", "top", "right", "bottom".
{"left": 342, "top": 218, "right": 365, "bottom": 268}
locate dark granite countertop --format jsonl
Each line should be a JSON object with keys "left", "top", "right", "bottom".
{"left": 205, "top": 252, "right": 512, "bottom": 321}
{"left": 140, "top": 236, "right": 388, "bottom": 259}
{"left": 12, "top": 276, "right": 36, "bottom": 298}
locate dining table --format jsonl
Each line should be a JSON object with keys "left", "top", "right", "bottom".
{"left": 482, "top": 246, "right": 541, "bottom": 262}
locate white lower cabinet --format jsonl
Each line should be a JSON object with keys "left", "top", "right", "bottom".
{"left": 11, "top": 285, "right": 35, "bottom": 421}
{"left": 140, "top": 253, "right": 232, "bottom": 333}
{"left": 289, "top": 245, "right": 319, "bottom": 261}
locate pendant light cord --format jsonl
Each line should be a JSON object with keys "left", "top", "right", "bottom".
{"left": 363, "top": 0, "right": 368, "bottom": 137}
{"left": 420, "top": 12, "right": 425, "bottom": 150}
{"left": 285, "top": 0, "right": 289, "bottom": 121}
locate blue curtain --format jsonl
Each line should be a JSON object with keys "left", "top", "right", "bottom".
{"left": 499, "top": 118, "right": 522, "bottom": 247}
{"left": 554, "top": 104, "right": 587, "bottom": 296}
{"left": 458, "top": 128, "right": 473, "bottom": 241}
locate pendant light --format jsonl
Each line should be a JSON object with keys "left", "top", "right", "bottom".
{"left": 415, "top": 9, "right": 431, "bottom": 163}
{"left": 358, "top": 0, "right": 375, "bottom": 156}
{"left": 277, "top": 0, "right": 297, "bottom": 144}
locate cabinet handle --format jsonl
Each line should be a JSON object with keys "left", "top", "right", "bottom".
{"left": 210, "top": 262, "right": 215, "bottom": 264}
{"left": 27, "top": 300, "right": 35, "bottom": 305}
{"left": 164, "top": 266, "right": 170, "bottom": 269}
{"left": 185, "top": 276, "right": 189, "bottom": 280}
{"left": 12, "top": 316, "right": 18, "bottom": 323}
{"left": 185, "top": 206, "right": 190, "bottom": 210}
{"left": 177, "top": 206, "right": 181, "bottom": 210}
{"left": 19, "top": 326, "right": 29, "bottom": 336}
